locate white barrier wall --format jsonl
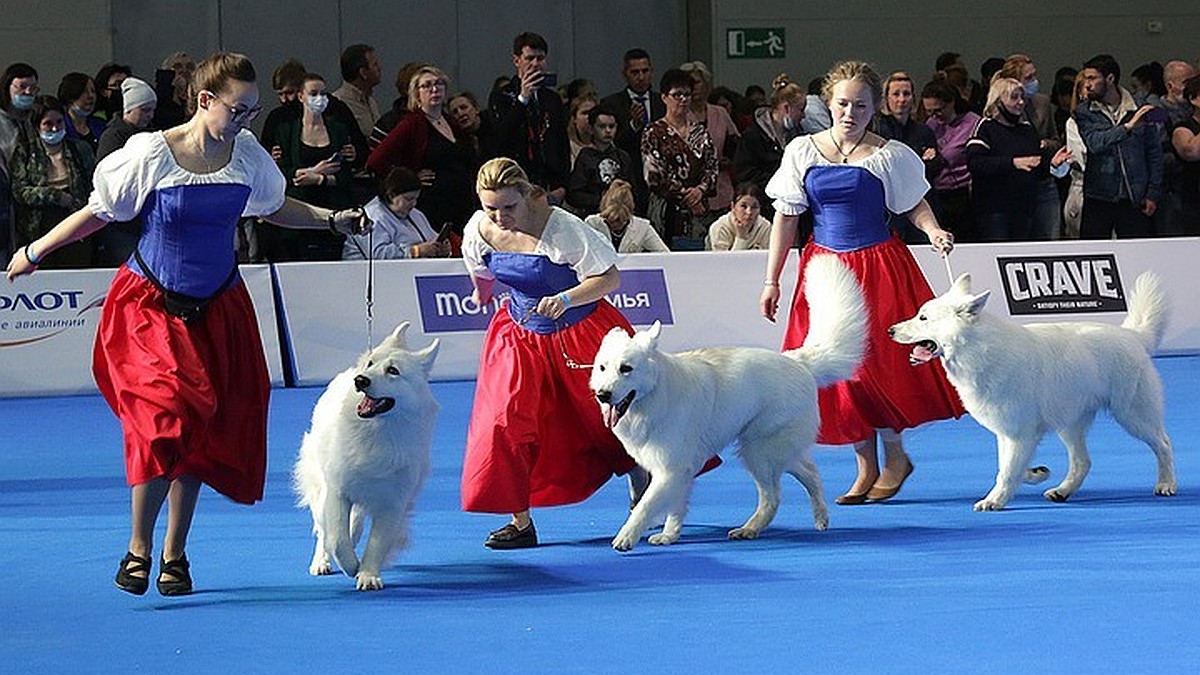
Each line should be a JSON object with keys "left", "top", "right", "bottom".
{"left": 275, "top": 237, "right": 1200, "bottom": 387}
{"left": 3, "top": 237, "right": 1198, "bottom": 396}
{"left": 0, "top": 265, "right": 285, "bottom": 397}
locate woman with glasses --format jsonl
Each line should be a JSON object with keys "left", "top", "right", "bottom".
{"left": 6, "top": 52, "right": 368, "bottom": 597}
{"left": 679, "top": 61, "right": 740, "bottom": 233}
{"left": 368, "top": 65, "right": 477, "bottom": 235}
{"left": 93, "top": 63, "right": 132, "bottom": 120}
{"left": 261, "top": 71, "right": 357, "bottom": 261}
{"left": 641, "top": 68, "right": 718, "bottom": 248}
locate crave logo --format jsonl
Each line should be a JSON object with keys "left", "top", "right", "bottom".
{"left": 997, "top": 254, "right": 1126, "bottom": 315}
{"left": 415, "top": 269, "right": 675, "bottom": 333}
{"left": 0, "top": 288, "right": 106, "bottom": 347}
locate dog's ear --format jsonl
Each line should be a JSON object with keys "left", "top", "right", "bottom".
{"left": 387, "top": 322, "right": 412, "bottom": 348}
{"left": 951, "top": 273, "right": 972, "bottom": 295}
{"left": 646, "top": 321, "right": 662, "bottom": 343}
{"left": 960, "top": 290, "right": 990, "bottom": 317}
{"left": 414, "top": 338, "right": 440, "bottom": 375}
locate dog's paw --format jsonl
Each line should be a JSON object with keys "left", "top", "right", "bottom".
{"left": 355, "top": 572, "right": 384, "bottom": 591}
{"left": 972, "top": 498, "right": 1006, "bottom": 511}
{"left": 648, "top": 532, "right": 679, "bottom": 546}
{"left": 1042, "top": 488, "right": 1071, "bottom": 503}
{"left": 812, "top": 511, "right": 829, "bottom": 531}
{"left": 309, "top": 561, "right": 334, "bottom": 576}
{"left": 611, "top": 533, "right": 637, "bottom": 552}
{"left": 1154, "top": 481, "right": 1177, "bottom": 497}
{"left": 727, "top": 526, "right": 760, "bottom": 540}
{"left": 1024, "top": 466, "right": 1051, "bottom": 485}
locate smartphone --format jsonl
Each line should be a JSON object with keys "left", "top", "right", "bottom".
{"left": 540, "top": 71, "right": 558, "bottom": 89}
{"left": 326, "top": 151, "right": 342, "bottom": 163}
{"left": 436, "top": 222, "right": 455, "bottom": 242}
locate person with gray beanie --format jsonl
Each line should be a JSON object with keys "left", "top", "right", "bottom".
{"left": 93, "top": 77, "right": 159, "bottom": 266}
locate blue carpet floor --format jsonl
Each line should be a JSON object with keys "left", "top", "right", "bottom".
{"left": 2, "top": 356, "right": 1198, "bottom": 674}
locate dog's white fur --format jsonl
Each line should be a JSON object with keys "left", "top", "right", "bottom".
{"left": 293, "top": 323, "right": 440, "bottom": 590}
{"left": 889, "top": 272, "right": 1175, "bottom": 510}
{"left": 590, "top": 255, "right": 867, "bottom": 551}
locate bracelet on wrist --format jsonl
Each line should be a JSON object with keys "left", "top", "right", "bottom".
{"left": 25, "top": 243, "right": 42, "bottom": 265}
{"left": 763, "top": 279, "right": 780, "bottom": 287}
{"left": 558, "top": 292, "right": 572, "bottom": 308}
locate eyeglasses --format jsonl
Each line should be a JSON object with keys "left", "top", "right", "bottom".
{"left": 203, "top": 90, "right": 262, "bottom": 124}
{"left": 417, "top": 80, "right": 447, "bottom": 91}
{"left": 666, "top": 91, "right": 692, "bottom": 101}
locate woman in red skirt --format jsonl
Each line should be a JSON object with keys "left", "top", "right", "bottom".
{"left": 6, "top": 52, "right": 366, "bottom": 596}
{"left": 460, "top": 157, "right": 640, "bottom": 549}
{"left": 760, "top": 61, "right": 964, "bottom": 505}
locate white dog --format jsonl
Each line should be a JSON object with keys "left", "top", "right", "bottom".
{"left": 889, "top": 272, "right": 1175, "bottom": 511}
{"left": 590, "top": 255, "right": 866, "bottom": 551}
{"left": 293, "top": 322, "right": 440, "bottom": 590}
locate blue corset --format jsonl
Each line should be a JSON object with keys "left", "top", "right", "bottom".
{"left": 128, "top": 183, "right": 251, "bottom": 297}
{"left": 484, "top": 251, "right": 596, "bottom": 335}
{"left": 806, "top": 166, "right": 891, "bottom": 252}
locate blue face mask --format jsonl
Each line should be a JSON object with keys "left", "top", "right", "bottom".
{"left": 12, "top": 93, "right": 35, "bottom": 110}
{"left": 305, "top": 94, "right": 328, "bottom": 114}
{"left": 1023, "top": 78, "right": 1040, "bottom": 97}
{"left": 40, "top": 128, "right": 66, "bottom": 145}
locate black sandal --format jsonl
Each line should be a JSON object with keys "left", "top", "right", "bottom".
{"left": 157, "top": 554, "right": 193, "bottom": 596}
{"left": 114, "top": 551, "right": 151, "bottom": 596}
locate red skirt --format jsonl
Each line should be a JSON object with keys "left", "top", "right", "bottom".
{"left": 93, "top": 267, "right": 271, "bottom": 504}
{"left": 461, "top": 300, "right": 638, "bottom": 513}
{"left": 783, "top": 236, "right": 964, "bottom": 445}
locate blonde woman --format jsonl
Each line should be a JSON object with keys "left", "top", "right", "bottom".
{"left": 460, "top": 157, "right": 639, "bottom": 549}
{"left": 761, "top": 61, "right": 964, "bottom": 506}
{"left": 367, "top": 65, "right": 477, "bottom": 231}
{"left": 6, "top": 52, "right": 367, "bottom": 596}
{"left": 584, "top": 178, "right": 669, "bottom": 252}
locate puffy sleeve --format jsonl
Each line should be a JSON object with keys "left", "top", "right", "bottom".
{"left": 239, "top": 129, "right": 287, "bottom": 217}
{"left": 87, "top": 132, "right": 166, "bottom": 222}
{"left": 765, "top": 136, "right": 811, "bottom": 216}
{"left": 874, "top": 140, "right": 930, "bottom": 214}
{"left": 542, "top": 209, "right": 618, "bottom": 278}
{"left": 460, "top": 211, "right": 494, "bottom": 280}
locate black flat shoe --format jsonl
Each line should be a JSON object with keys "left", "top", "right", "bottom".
{"left": 485, "top": 522, "right": 538, "bottom": 550}
{"left": 114, "top": 551, "right": 151, "bottom": 595}
{"left": 157, "top": 555, "right": 193, "bottom": 596}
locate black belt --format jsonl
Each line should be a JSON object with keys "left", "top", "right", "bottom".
{"left": 133, "top": 248, "right": 238, "bottom": 323}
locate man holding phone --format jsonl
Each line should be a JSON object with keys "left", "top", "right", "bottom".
{"left": 487, "top": 31, "right": 570, "bottom": 205}
{"left": 1074, "top": 54, "right": 1164, "bottom": 239}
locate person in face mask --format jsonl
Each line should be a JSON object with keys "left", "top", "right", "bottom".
{"left": 733, "top": 73, "right": 806, "bottom": 220}
{"left": 10, "top": 95, "right": 96, "bottom": 267}
{"left": 57, "top": 72, "right": 107, "bottom": 150}
{"left": 91, "top": 77, "right": 159, "bottom": 267}
{"left": 965, "top": 78, "right": 1071, "bottom": 242}
{"left": 93, "top": 63, "right": 133, "bottom": 120}
{"left": 997, "top": 54, "right": 1064, "bottom": 239}
{"left": 258, "top": 72, "right": 356, "bottom": 261}
{"left": 1, "top": 62, "right": 40, "bottom": 261}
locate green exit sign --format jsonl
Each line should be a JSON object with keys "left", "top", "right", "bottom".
{"left": 726, "top": 28, "right": 786, "bottom": 59}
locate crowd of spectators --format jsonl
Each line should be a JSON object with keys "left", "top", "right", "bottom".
{"left": 2, "top": 40, "right": 1198, "bottom": 268}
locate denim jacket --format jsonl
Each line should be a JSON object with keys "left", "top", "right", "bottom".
{"left": 1073, "top": 86, "right": 1163, "bottom": 204}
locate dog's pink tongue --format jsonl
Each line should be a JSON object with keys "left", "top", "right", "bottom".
{"left": 600, "top": 402, "right": 618, "bottom": 429}
{"left": 909, "top": 345, "right": 935, "bottom": 366}
{"left": 357, "top": 396, "right": 377, "bottom": 416}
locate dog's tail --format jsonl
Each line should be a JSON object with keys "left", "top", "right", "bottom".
{"left": 1121, "top": 271, "right": 1169, "bottom": 353}
{"left": 784, "top": 255, "right": 867, "bottom": 387}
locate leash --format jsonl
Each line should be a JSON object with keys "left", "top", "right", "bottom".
{"left": 942, "top": 251, "right": 955, "bottom": 288}
{"left": 515, "top": 308, "right": 592, "bottom": 370}
{"left": 339, "top": 210, "right": 375, "bottom": 350}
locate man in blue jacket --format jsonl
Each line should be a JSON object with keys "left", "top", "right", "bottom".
{"left": 1074, "top": 54, "right": 1164, "bottom": 239}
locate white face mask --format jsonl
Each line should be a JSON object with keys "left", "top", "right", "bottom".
{"left": 782, "top": 114, "right": 795, "bottom": 131}
{"left": 12, "top": 93, "right": 35, "bottom": 110}
{"left": 305, "top": 93, "right": 328, "bottom": 114}
{"left": 1023, "top": 78, "right": 1040, "bottom": 97}
{"left": 40, "top": 128, "right": 66, "bottom": 145}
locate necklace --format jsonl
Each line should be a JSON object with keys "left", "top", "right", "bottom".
{"left": 829, "top": 128, "right": 865, "bottom": 163}
{"left": 193, "top": 131, "right": 215, "bottom": 173}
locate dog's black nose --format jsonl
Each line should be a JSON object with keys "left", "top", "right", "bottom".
{"left": 886, "top": 326, "right": 896, "bottom": 337}
{"left": 595, "top": 390, "right": 611, "bottom": 403}
{"left": 354, "top": 375, "right": 370, "bottom": 391}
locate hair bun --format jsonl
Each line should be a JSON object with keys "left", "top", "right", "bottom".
{"left": 771, "top": 73, "right": 791, "bottom": 91}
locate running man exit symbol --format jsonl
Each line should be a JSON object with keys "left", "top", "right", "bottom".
{"left": 726, "top": 28, "right": 786, "bottom": 59}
